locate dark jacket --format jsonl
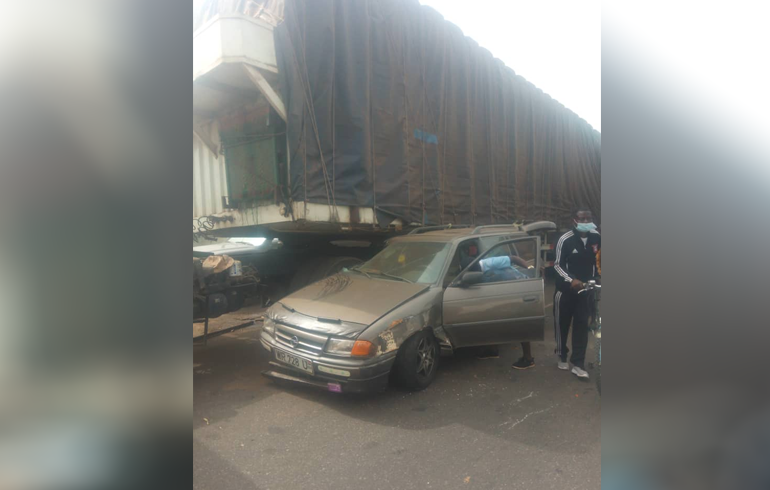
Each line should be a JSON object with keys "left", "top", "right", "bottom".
{"left": 554, "top": 229, "right": 601, "bottom": 293}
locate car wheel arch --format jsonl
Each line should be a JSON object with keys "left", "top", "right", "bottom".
{"left": 392, "top": 326, "right": 437, "bottom": 359}
{"left": 390, "top": 328, "right": 441, "bottom": 391}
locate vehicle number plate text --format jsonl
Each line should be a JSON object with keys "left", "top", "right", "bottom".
{"left": 275, "top": 349, "right": 314, "bottom": 375}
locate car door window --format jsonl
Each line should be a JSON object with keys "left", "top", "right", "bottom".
{"left": 476, "top": 242, "right": 533, "bottom": 283}
{"left": 479, "top": 235, "right": 513, "bottom": 256}
{"left": 511, "top": 239, "right": 537, "bottom": 269}
{"left": 465, "top": 237, "right": 540, "bottom": 282}
{"left": 443, "top": 239, "right": 481, "bottom": 287}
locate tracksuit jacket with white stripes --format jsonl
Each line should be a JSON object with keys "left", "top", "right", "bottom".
{"left": 554, "top": 229, "right": 601, "bottom": 293}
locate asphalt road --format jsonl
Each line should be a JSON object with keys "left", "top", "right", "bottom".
{"left": 193, "top": 279, "right": 601, "bottom": 490}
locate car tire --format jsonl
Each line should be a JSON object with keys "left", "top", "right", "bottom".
{"left": 392, "top": 330, "right": 440, "bottom": 391}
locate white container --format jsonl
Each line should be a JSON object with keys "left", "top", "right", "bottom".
{"left": 229, "top": 260, "right": 243, "bottom": 277}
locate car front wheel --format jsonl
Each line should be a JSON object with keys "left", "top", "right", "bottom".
{"left": 392, "top": 330, "right": 440, "bottom": 391}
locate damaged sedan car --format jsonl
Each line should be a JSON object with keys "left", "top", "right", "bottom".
{"left": 260, "top": 222, "right": 554, "bottom": 393}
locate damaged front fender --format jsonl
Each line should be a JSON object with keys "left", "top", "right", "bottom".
{"left": 369, "top": 297, "right": 451, "bottom": 356}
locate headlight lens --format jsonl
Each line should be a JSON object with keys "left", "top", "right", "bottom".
{"left": 325, "top": 338, "right": 355, "bottom": 356}
{"left": 262, "top": 317, "right": 276, "bottom": 336}
{"left": 325, "top": 338, "right": 376, "bottom": 357}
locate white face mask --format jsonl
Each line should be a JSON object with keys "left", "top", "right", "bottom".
{"left": 575, "top": 222, "right": 596, "bottom": 233}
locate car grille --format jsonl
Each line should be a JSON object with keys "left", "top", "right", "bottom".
{"left": 274, "top": 323, "right": 328, "bottom": 356}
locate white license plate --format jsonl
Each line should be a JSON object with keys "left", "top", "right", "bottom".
{"left": 275, "top": 349, "right": 314, "bottom": 375}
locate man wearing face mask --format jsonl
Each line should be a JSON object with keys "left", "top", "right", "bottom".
{"left": 553, "top": 208, "right": 601, "bottom": 379}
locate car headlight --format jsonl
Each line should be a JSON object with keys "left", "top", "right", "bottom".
{"left": 325, "top": 338, "right": 376, "bottom": 358}
{"left": 325, "top": 339, "right": 354, "bottom": 356}
{"left": 262, "top": 317, "right": 276, "bottom": 336}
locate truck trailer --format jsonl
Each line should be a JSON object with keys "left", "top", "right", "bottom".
{"left": 192, "top": 0, "right": 601, "bottom": 312}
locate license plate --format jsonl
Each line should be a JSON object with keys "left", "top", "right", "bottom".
{"left": 275, "top": 349, "right": 314, "bottom": 375}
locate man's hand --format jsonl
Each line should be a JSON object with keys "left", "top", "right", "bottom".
{"left": 570, "top": 279, "right": 584, "bottom": 291}
{"left": 509, "top": 255, "right": 528, "bottom": 268}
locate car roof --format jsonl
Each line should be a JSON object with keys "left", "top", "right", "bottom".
{"left": 390, "top": 226, "right": 530, "bottom": 244}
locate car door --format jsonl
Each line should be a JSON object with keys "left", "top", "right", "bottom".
{"left": 442, "top": 237, "right": 545, "bottom": 347}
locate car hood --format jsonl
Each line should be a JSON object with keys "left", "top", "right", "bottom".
{"left": 278, "top": 272, "right": 430, "bottom": 329}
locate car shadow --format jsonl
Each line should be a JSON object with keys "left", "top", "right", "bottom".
{"left": 261, "top": 341, "right": 600, "bottom": 455}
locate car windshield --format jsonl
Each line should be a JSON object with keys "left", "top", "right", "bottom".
{"left": 353, "top": 241, "right": 451, "bottom": 284}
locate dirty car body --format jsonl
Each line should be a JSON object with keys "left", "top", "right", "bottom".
{"left": 260, "top": 223, "right": 553, "bottom": 393}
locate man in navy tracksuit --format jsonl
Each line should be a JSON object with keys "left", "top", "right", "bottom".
{"left": 553, "top": 209, "right": 601, "bottom": 379}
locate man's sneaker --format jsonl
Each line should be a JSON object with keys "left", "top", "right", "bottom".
{"left": 557, "top": 361, "right": 570, "bottom": 370}
{"left": 571, "top": 366, "right": 590, "bottom": 379}
{"left": 512, "top": 357, "right": 535, "bottom": 370}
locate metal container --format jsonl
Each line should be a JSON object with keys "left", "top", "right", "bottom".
{"left": 193, "top": 134, "right": 227, "bottom": 219}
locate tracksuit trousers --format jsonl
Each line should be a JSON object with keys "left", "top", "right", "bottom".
{"left": 553, "top": 289, "right": 589, "bottom": 369}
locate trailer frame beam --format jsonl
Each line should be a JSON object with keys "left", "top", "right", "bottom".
{"left": 242, "top": 63, "right": 286, "bottom": 122}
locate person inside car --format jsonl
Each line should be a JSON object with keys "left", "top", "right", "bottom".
{"left": 479, "top": 255, "right": 528, "bottom": 281}
{"left": 459, "top": 241, "right": 481, "bottom": 271}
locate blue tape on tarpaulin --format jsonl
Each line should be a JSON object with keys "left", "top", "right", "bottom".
{"left": 413, "top": 129, "right": 438, "bottom": 145}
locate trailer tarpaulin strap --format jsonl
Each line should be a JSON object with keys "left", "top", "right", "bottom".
{"left": 275, "top": 0, "right": 600, "bottom": 228}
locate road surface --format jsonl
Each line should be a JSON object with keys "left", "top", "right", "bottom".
{"left": 193, "top": 279, "right": 601, "bottom": 490}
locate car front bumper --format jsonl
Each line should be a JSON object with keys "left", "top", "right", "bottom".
{"left": 259, "top": 333, "right": 396, "bottom": 394}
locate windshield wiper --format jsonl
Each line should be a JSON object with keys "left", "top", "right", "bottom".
{"left": 372, "top": 271, "right": 414, "bottom": 284}
{"left": 279, "top": 302, "right": 295, "bottom": 313}
{"left": 348, "top": 266, "right": 371, "bottom": 279}
{"left": 351, "top": 266, "right": 413, "bottom": 283}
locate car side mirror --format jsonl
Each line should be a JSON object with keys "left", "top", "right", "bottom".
{"left": 459, "top": 271, "right": 484, "bottom": 287}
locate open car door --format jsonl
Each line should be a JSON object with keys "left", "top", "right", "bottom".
{"left": 442, "top": 237, "right": 545, "bottom": 348}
